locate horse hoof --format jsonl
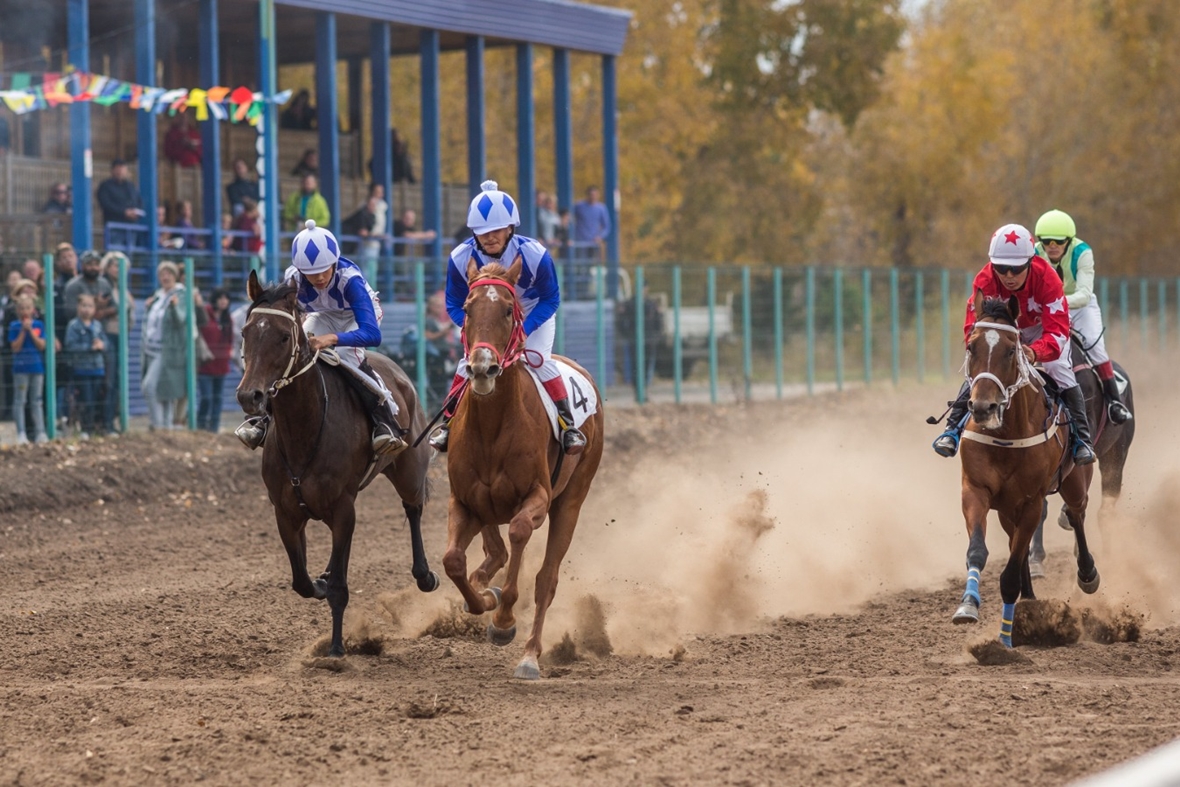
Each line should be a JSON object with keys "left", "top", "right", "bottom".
{"left": 312, "top": 578, "right": 328, "bottom": 600}
{"left": 513, "top": 658, "right": 541, "bottom": 681}
{"left": 1078, "top": 570, "right": 1100, "bottom": 594}
{"left": 1029, "top": 559, "right": 1045, "bottom": 579}
{"left": 487, "top": 623, "right": 517, "bottom": 647}
{"left": 1057, "top": 507, "right": 1073, "bottom": 531}
{"left": 463, "top": 587, "right": 501, "bottom": 614}
{"left": 416, "top": 571, "right": 440, "bottom": 593}
{"left": 952, "top": 602, "right": 980, "bottom": 625}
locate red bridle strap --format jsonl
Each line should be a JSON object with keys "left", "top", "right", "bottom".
{"left": 464, "top": 277, "right": 527, "bottom": 369}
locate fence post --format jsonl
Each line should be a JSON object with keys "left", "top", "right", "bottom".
{"left": 415, "top": 261, "right": 427, "bottom": 402}
{"left": 1119, "top": 278, "right": 1129, "bottom": 355}
{"left": 940, "top": 268, "right": 950, "bottom": 380}
{"left": 1098, "top": 276, "right": 1109, "bottom": 315}
{"left": 863, "top": 268, "right": 872, "bottom": 386}
{"left": 595, "top": 266, "right": 605, "bottom": 387}
{"left": 805, "top": 265, "right": 815, "bottom": 396}
{"left": 555, "top": 263, "right": 566, "bottom": 356}
{"left": 1159, "top": 279, "right": 1167, "bottom": 353}
{"left": 43, "top": 253, "right": 57, "bottom": 439}
{"left": 773, "top": 267, "right": 783, "bottom": 399}
{"left": 915, "top": 270, "right": 925, "bottom": 384}
{"left": 742, "top": 266, "right": 752, "bottom": 401}
{"left": 672, "top": 265, "right": 682, "bottom": 404}
{"left": 185, "top": 256, "right": 197, "bottom": 430}
{"left": 707, "top": 266, "right": 718, "bottom": 404}
{"left": 119, "top": 255, "right": 130, "bottom": 433}
{"left": 1139, "top": 277, "right": 1149, "bottom": 354}
{"left": 634, "top": 265, "right": 645, "bottom": 404}
{"left": 833, "top": 267, "right": 844, "bottom": 392}
{"left": 890, "top": 267, "right": 900, "bottom": 386}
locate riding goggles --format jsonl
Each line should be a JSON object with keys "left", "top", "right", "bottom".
{"left": 991, "top": 259, "right": 1031, "bottom": 275}
{"left": 1038, "top": 237, "right": 1071, "bottom": 248}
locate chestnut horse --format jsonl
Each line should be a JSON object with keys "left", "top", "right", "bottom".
{"left": 951, "top": 292, "right": 1100, "bottom": 647}
{"left": 440, "top": 259, "right": 604, "bottom": 680}
{"left": 238, "top": 270, "right": 438, "bottom": 657}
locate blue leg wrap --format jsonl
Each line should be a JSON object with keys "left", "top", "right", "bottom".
{"left": 963, "top": 567, "right": 981, "bottom": 606}
{"left": 999, "top": 602, "right": 1016, "bottom": 648}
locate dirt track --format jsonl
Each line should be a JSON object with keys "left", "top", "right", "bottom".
{"left": 1, "top": 382, "right": 1179, "bottom": 786}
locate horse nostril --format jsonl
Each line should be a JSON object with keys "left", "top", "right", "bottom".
{"left": 487, "top": 364, "right": 501, "bottom": 377}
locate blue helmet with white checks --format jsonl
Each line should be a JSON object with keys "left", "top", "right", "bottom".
{"left": 291, "top": 219, "right": 339, "bottom": 274}
{"left": 466, "top": 180, "right": 521, "bottom": 235}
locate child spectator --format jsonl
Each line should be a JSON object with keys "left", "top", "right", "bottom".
{"left": 65, "top": 293, "right": 105, "bottom": 438}
{"left": 197, "top": 289, "right": 234, "bottom": 433}
{"left": 7, "top": 295, "right": 47, "bottom": 444}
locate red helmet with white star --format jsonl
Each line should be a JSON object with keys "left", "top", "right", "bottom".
{"left": 988, "top": 223, "right": 1035, "bottom": 266}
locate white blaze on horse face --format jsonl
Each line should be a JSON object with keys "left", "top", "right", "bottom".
{"left": 484, "top": 287, "right": 500, "bottom": 303}
{"left": 984, "top": 329, "right": 1000, "bottom": 367}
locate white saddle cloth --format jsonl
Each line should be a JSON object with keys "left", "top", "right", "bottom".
{"left": 527, "top": 360, "right": 598, "bottom": 440}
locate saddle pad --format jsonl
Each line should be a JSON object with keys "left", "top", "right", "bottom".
{"left": 528, "top": 360, "right": 599, "bottom": 441}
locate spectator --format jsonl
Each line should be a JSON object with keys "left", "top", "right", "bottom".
{"left": 174, "top": 200, "right": 205, "bottom": 250}
{"left": 51, "top": 243, "right": 78, "bottom": 426}
{"left": 231, "top": 198, "right": 263, "bottom": 253}
{"left": 163, "top": 113, "right": 202, "bottom": 168}
{"left": 392, "top": 208, "right": 436, "bottom": 257}
{"left": 219, "top": 213, "right": 235, "bottom": 251}
{"left": 392, "top": 129, "right": 415, "bottom": 184}
{"left": 141, "top": 261, "right": 192, "bottom": 431}
{"left": 616, "top": 286, "right": 662, "bottom": 387}
{"left": 340, "top": 195, "right": 377, "bottom": 256}
{"left": 157, "top": 204, "right": 182, "bottom": 249}
{"left": 423, "top": 290, "right": 461, "bottom": 360}
{"left": 282, "top": 174, "right": 330, "bottom": 232}
{"left": 291, "top": 148, "right": 318, "bottom": 177}
{"left": 0, "top": 270, "right": 22, "bottom": 421}
{"left": 197, "top": 289, "right": 234, "bottom": 433}
{"left": 360, "top": 183, "right": 388, "bottom": 274}
{"left": 64, "top": 293, "right": 105, "bottom": 438}
{"left": 21, "top": 259, "right": 43, "bottom": 292}
{"left": 96, "top": 159, "right": 145, "bottom": 226}
{"left": 280, "top": 89, "right": 316, "bottom": 130}
{"left": 4, "top": 279, "right": 41, "bottom": 324}
{"left": 225, "top": 158, "right": 259, "bottom": 216}
{"left": 62, "top": 250, "right": 114, "bottom": 328}
{"left": 572, "top": 185, "right": 611, "bottom": 261}
{"left": 99, "top": 252, "right": 134, "bottom": 433}
{"left": 42, "top": 183, "right": 72, "bottom": 214}
{"left": 7, "top": 294, "right": 47, "bottom": 444}
{"left": 537, "top": 190, "right": 562, "bottom": 249}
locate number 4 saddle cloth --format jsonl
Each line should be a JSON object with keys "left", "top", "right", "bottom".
{"left": 527, "top": 358, "right": 599, "bottom": 441}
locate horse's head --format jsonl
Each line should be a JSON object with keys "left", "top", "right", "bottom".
{"left": 236, "top": 269, "right": 309, "bottom": 416}
{"left": 462, "top": 256, "right": 524, "bottom": 396}
{"left": 965, "top": 289, "right": 1025, "bottom": 430}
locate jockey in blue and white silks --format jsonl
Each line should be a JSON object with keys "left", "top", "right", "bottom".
{"left": 234, "top": 220, "right": 406, "bottom": 456}
{"left": 428, "top": 180, "right": 587, "bottom": 456}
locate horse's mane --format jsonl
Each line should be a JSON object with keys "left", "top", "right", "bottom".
{"left": 475, "top": 262, "right": 511, "bottom": 282}
{"left": 250, "top": 280, "right": 300, "bottom": 310}
{"left": 978, "top": 296, "right": 1016, "bottom": 325}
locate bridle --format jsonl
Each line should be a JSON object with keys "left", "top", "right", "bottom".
{"left": 245, "top": 306, "right": 321, "bottom": 396}
{"left": 965, "top": 320, "right": 1036, "bottom": 410}
{"left": 463, "top": 277, "right": 530, "bottom": 370}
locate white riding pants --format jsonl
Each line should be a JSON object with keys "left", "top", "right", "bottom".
{"left": 303, "top": 307, "right": 398, "bottom": 417}
{"left": 1020, "top": 324, "right": 1078, "bottom": 389}
{"left": 1070, "top": 297, "right": 1109, "bottom": 366}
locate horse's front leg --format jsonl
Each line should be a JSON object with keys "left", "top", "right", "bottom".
{"left": 953, "top": 485, "right": 990, "bottom": 624}
{"left": 488, "top": 487, "right": 551, "bottom": 652}
{"left": 321, "top": 501, "right": 358, "bottom": 658}
{"left": 442, "top": 499, "right": 497, "bottom": 615}
{"left": 276, "top": 512, "right": 319, "bottom": 599}
{"left": 1028, "top": 499, "right": 1048, "bottom": 578}
{"left": 471, "top": 524, "right": 508, "bottom": 591}
{"left": 1061, "top": 471, "right": 1099, "bottom": 594}
{"left": 403, "top": 501, "right": 440, "bottom": 593}
{"left": 997, "top": 502, "right": 1042, "bottom": 648}
{"left": 516, "top": 492, "right": 584, "bottom": 680}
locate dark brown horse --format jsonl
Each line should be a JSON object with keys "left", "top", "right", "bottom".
{"left": 237, "top": 270, "right": 438, "bottom": 657}
{"left": 952, "top": 292, "right": 1099, "bottom": 647}
{"left": 439, "top": 259, "right": 604, "bottom": 680}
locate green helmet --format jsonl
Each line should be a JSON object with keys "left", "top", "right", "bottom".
{"left": 1035, "top": 209, "right": 1076, "bottom": 240}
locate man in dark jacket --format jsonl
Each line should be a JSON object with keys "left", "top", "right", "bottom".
{"left": 96, "top": 160, "right": 145, "bottom": 226}
{"left": 225, "top": 159, "right": 260, "bottom": 217}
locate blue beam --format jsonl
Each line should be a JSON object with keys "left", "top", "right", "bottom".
{"left": 135, "top": 0, "right": 158, "bottom": 279}
{"left": 258, "top": 0, "right": 280, "bottom": 279}
{"left": 68, "top": 0, "right": 92, "bottom": 251}
{"left": 420, "top": 30, "right": 442, "bottom": 265}
{"left": 602, "top": 54, "right": 620, "bottom": 297}
{"left": 465, "top": 36, "right": 486, "bottom": 198}
{"left": 553, "top": 48, "right": 573, "bottom": 245}
{"left": 370, "top": 23, "right": 391, "bottom": 199}
{"left": 198, "top": 0, "right": 222, "bottom": 285}
{"left": 516, "top": 43, "right": 536, "bottom": 239}
{"left": 315, "top": 12, "right": 341, "bottom": 236}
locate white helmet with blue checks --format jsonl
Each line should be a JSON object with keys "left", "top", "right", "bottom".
{"left": 466, "top": 180, "right": 521, "bottom": 235}
{"left": 291, "top": 219, "right": 340, "bottom": 274}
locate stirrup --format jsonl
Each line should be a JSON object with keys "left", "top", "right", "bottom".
{"left": 235, "top": 417, "right": 268, "bottom": 450}
{"left": 372, "top": 424, "right": 408, "bottom": 456}
{"left": 428, "top": 424, "right": 450, "bottom": 453}
{"left": 1073, "top": 441, "right": 1096, "bottom": 466}
{"left": 1108, "top": 401, "right": 1132, "bottom": 424}
{"left": 932, "top": 430, "right": 960, "bottom": 458}
{"left": 561, "top": 427, "right": 587, "bottom": 456}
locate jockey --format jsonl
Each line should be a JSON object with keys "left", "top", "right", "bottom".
{"left": 1034, "top": 209, "right": 1131, "bottom": 424}
{"left": 234, "top": 220, "right": 407, "bottom": 456}
{"left": 428, "top": 180, "right": 587, "bottom": 456}
{"left": 933, "top": 223, "right": 1096, "bottom": 465}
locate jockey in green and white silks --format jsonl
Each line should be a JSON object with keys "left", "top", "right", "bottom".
{"left": 1033, "top": 209, "right": 1131, "bottom": 424}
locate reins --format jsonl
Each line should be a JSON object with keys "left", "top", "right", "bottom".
{"left": 463, "top": 277, "right": 530, "bottom": 369}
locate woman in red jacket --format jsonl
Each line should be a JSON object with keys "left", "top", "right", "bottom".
{"left": 932, "top": 223, "right": 1095, "bottom": 465}
{"left": 197, "top": 289, "right": 235, "bottom": 433}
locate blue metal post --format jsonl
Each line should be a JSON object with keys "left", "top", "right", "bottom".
{"left": 370, "top": 23, "right": 392, "bottom": 297}
{"left": 1119, "top": 278, "right": 1129, "bottom": 354}
{"left": 415, "top": 262, "right": 427, "bottom": 400}
{"left": 707, "top": 266, "right": 718, "bottom": 404}
{"left": 258, "top": 0, "right": 280, "bottom": 280}
{"left": 118, "top": 256, "right": 130, "bottom": 432}
{"left": 890, "top": 268, "right": 900, "bottom": 386}
{"left": 465, "top": 36, "right": 486, "bottom": 197}
{"left": 940, "top": 269, "right": 950, "bottom": 379}
{"left": 555, "top": 264, "right": 566, "bottom": 355}
{"left": 595, "top": 267, "right": 605, "bottom": 386}
{"left": 1159, "top": 279, "right": 1167, "bottom": 353}
{"left": 672, "top": 265, "right": 682, "bottom": 404}
{"left": 315, "top": 13, "right": 340, "bottom": 236}
{"left": 602, "top": 55, "right": 620, "bottom": 298}
{"left": 1098, "top": 276, "right": 1108, "bottom": 312}
{"left": 863, "top": 269, "right": 872, "bottom": 385}
{"left": 516, "top": 43, "right": 536, "bottom": 239}
{"left": 742, "top": 266, "right": 753, "bottom": 401}
{"left": 136, "top": 0, "right": 158, "bottom": 282}
{"left": 184, "top": 257, "right": 197, "bottom": 429}
{"left": 1139, "top": 277, "right": 1149, "bottom": 353}
{"left": 805, "top": 266, "right": 815, "bottom": 396}
{"left": 774, "top": 267, "right": 783, "bottom": 399}
{"left": 915, "top": 270, "right": 925, "bottom": 384}
{"left": 634, "top": 266, "right": 645, "bottom": 404}
{"left": 68, "top": 0, "right": 92, "bottom": 251}
{"left": 42, "top": 254, "right": 57, "bottom": 439}
{"left": 553, "top": 48, "right": 573, "bottom": 258}
{"left": 199, "top": 0, "right": 222, "bottom": 285}
{"left": 420, "top": 31, "right": 443, "bottom": 266}
{"left": 834, "top": 268, "right": 844, "bottom": 392}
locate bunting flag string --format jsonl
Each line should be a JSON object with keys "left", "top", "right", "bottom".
{"left": 0, "top": 69, "right": 291, "bottom": 127}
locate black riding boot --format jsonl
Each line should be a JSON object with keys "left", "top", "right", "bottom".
{"left": 1101, "top": 377, "right": 1132, "bottom": 424}
{"left": 933, "top": 381, "right": 971, "bottom": 458}
{"left": 1061, "top": 385, "right": 1096, "bottom": 465}
{"left": 356, "top": 362, "right": 408, "bottom": 456}
{"left": 554, "top": 397, "right": 587, "bottom": 456}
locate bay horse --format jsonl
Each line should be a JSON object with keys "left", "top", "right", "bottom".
{"left": 439, "top": 259, "right": 604, "bottom": 680}
{"left": 237, "top": 270, "right": 438, "bottom": 658}
{"left": 951, "top": 291, "right": 1100, "bottom": 647}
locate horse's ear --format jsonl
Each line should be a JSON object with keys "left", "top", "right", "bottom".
{"left": 506, "top": 254, "right": 523, "bottom": 285}
{"left": 1007, "top": 294, "right": 1020, "bottom": 323}
{"left": 466, "top": 257, "right": 480, "bottom": 282}
{"left": 971, "top": 287, "right": 984, "bottom": 319}
{"left": 247, "top": 269, "right": 262, "bottom": 302}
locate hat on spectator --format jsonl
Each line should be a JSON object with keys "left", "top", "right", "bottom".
{"left": 987, "top": 223, "right": 1035, "bottom": 266}
{"left": 466, "top": 180, "right": 520, "bottom": 235}
{"left": 10, "top": 278, "right": 37, "bottom": 297}
{"left": 291, "top": 219, "right": 339, "bottom": 274}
